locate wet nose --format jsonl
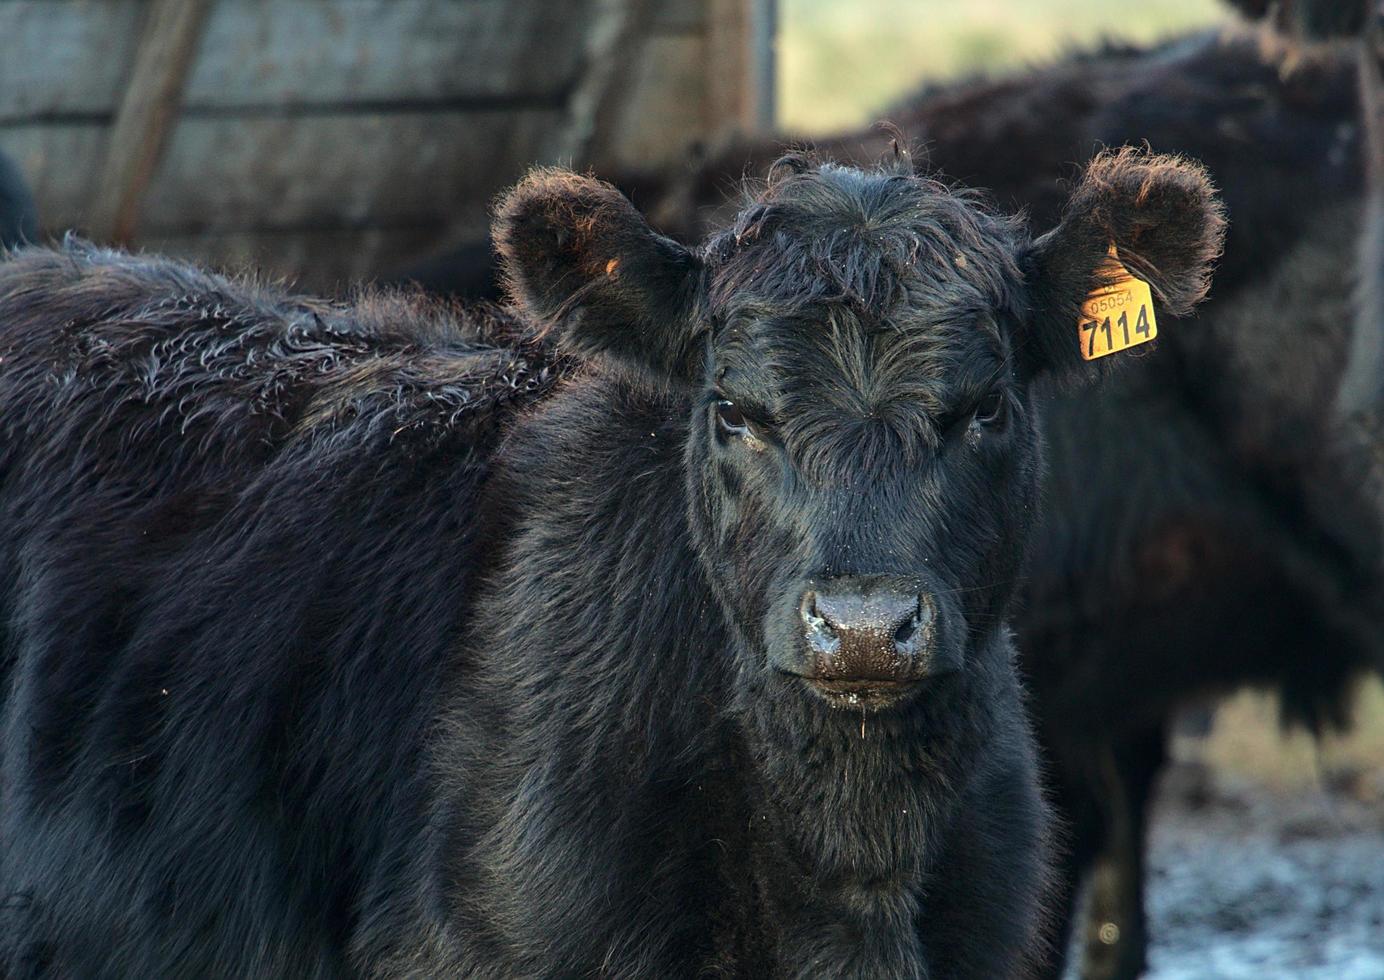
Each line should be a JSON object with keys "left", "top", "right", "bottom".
{"left": 799, "top": 577, "right": 936, "bottom": 679}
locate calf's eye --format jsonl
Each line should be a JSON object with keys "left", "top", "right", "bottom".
{"left": 716, "top": 400, "right": 750, "bottom": 436}
{"left": 973, "top": 391, "right": 1008, "bottom": 429}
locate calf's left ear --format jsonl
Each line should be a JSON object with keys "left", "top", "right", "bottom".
{"left": 494, "top": 168, "right": 702, "bottom": 385}
{"left": 1021, "top": 148, "right": 1227, "bottom": 380}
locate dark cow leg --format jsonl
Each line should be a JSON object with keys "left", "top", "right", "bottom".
{"left": 1079, "top": 725, "right": 1166, "bottom": 980}
{"left": 1034, "top": 805, "right": 1101, "bottom": 980}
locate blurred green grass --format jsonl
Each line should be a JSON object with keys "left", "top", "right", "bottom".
{"left": 779, "top": 0, "right": 1227, "bottom": 133}
{"left": 1195, "top": 678, "right": 1384, "bottom": 795}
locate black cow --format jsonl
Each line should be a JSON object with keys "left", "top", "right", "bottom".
{"left": 393, "top": 26, "right": 1383, "bottom": 980}
{"left": 0, "top": 152, "right": 1222, "bottom": 977}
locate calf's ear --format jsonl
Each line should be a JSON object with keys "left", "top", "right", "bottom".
{"left": 494, "top": 168, "right": 702, "bottom": 384}
{"left": 1021, "top": 148, "right": 1226, "bottom": 381}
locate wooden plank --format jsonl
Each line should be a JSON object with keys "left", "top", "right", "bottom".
{"left": 6, "top": 108, "right": 566, "bottom": 236}
{"left": 0, "top": 0, "right": 595, "bottom": 123}
{"left": 554, "top": 0, "right": 656, "bottom": 168}
{"left": 601, "top": 33, "right": 709, "bottom": 168}
{"left": 88, "top": 0, "right": 214, "bottom": 244}
{"left": 139, "top": 226, "right": 457, "bottom": 293}
{"left": 706, "top": 0, "right": 775, "bottom": 137}
{"left": 185, "top": 0, "right": 592, "bottom": 109}
{"left": 1342, "top": 8, "right": 1384, "bottom": 413}
{"left": 0, "top": 2, "right": 144, "bottom": 122}
{"left": 750, "top": 0, "right": 777, "bottom": 130}
{"left": 592, "top": 0, "right": 775, "bottom": 168}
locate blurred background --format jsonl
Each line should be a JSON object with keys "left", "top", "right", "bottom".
{"left": 2, "top": 1, "right": 1382, "bottom": 978}
{"left": 779, "top": 0, "right": 1220, "bottom": 131}
{"left": 1, "top": 0, "right": 1232, "bottom": 288}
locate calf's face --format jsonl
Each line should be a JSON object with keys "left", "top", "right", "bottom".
{"left": 691, "top": 175, "right": 1038, "bottom": 710}
{"left": 497, "top": 151, "right": 1223, "bottom": 711}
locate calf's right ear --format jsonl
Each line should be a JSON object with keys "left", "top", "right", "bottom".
{"left": 494, "top": 168, "right": 703, "bottom": 385}
{"left": 1021, "top": 148, "right": 1227, "bottom": 381}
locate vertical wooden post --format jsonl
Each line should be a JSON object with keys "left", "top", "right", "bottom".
{"left": 707, "top": 0, "right": 775, "bottom": 140}
{"left": 88, "top": 0, "right": 214, "bottom": 246}
{"left": 1341, "top": 1, "right": 1384, "bottom": 414}
{"left": 557, "top": 0, "right": 655, "bottom": 168}
{"left": 748, "top": 0, "right": 777, "bottom": 132}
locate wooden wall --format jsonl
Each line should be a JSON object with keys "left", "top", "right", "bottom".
{"left": 0, "top": 0, "right": 774, "bottom": 291}
{"left": 596, "top": 0, "right": 775, "bottom": 171}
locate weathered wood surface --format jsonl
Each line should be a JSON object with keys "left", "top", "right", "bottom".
{"left": 708, "top": 0, "right": 775, "bottom": 139}
{"left": 0, "top": 0, "right": 774, "bottom": 290}
{"left": 0, "top": 0, "right": 590, "bottom": 123}
{"left": 601, "top": 32, "right": 709, "bottom": 169}
{"left": 599, "top": 0, "right": 772, "bottom": 168}
{"left": 88, "top": 0, "right": 214, "bottom": 244}
{"left": 556, "top": 0, "right": 658, "bottom": 172}
{"left": 8, "top": 109, "right": 565, "bottom": 233}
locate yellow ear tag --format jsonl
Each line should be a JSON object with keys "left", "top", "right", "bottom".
{"left": 1077, "top": 245, "right": 1157, "bottom": 361}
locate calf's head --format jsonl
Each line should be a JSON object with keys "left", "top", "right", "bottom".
{"left": 497, "top": 150, "right": 1223, "bottom": 711}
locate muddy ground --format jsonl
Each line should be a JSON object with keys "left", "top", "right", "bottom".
{"left": 1139, "top": 761, "right": 1384, "bottom": 979}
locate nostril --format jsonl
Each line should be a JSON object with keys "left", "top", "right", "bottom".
{"left": 800, "top": 591, "right": 841, "bottom": 656}
{"left": 893, "top": 612, "right": 918, "bottom": 648}
{"left": 893, "top": 597, "right": 932, "bottom": 654}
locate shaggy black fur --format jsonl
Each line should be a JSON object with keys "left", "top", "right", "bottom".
{"left": 0, "top": 152, "right": 1222, "bottom": 977}
{"left": 396, "top": 26, "right": 1382, "bottom": 980}
{"left": 0, "top": 149, "right": 38, "bottom": 250}
{"left": 0, "top": 244, "right": 561, "bottom": 978}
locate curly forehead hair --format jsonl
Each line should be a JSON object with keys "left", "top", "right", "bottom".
{"left": 702, "top": 153, "right": 1027, "bottom": 321}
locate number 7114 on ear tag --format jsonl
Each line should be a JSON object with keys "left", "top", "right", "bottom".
{"left": 1078, "top": 247, "right": 1157, "bottom": 361}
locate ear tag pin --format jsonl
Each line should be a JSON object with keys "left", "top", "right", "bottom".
{"left": 1077, "top": 245, "right": 1157, "bottom": 361}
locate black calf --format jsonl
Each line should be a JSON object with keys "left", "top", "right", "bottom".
{"left": 0, "top": 150, "right": 1221, "bottom": 977}
{"left": 514, "top": 30, "right": 1377, "bottom": 979}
